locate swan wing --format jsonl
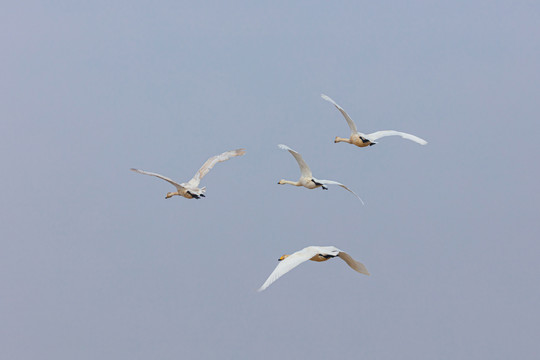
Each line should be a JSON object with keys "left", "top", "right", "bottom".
{"left": 321, "top": 94, "right": 358, "bottom": 134}
{"left": 258, "top": 247, "right": 321, "bottom": 292}
{"left": 278, "top": 144, "right": 312, "bottom": 178}
{"left": 130, "top": 168, "right": 184, "bottom": 190}
{"left": 187, "top": 148, "right": 246, "bottom": 187}
{"left": 316, "top": 179, "right": 365, "bottom": 204}
{"left": 338, "top": 252, "right": 370, "bottom": 275}
{"left": 365, "top": 130, "right": 427, "bottom": 145}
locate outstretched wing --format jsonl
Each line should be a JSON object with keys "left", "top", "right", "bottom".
{"left": 365, "top": 130, "right": 427, "bottom": 145}
{"left": 321, "top": 94, "right": 358, "bottom": 134}
{"left": 187, "top": 148, "right": 246, "bottom": 187}
{"left": 258, "top": 247, "right": 320, "bottom": 292}
{"left": 338, "top": 252, "right": 370, "bottom": 275}
{"left": 316, "top": 179, "right": 365, "bottom": 204}
{"left": 278, "top": 144, "right": 312, "bottom": 178}
{"left": 130, "top": 168, "right": 184, "bottom": 190}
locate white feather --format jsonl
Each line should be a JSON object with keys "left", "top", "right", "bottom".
{"left": 278, "top": 144, "right": 312, "bottom": 178}
{"left": 130, "top": 168, "right": 185, "bottom": 190}
{"left": 321, "top": 94, "right": 358, "bottom": 134}
{"left": 187, "top": 148, "right": 246, "bottom": 187}
{"left": 315, "top": 179, "right": 365, "bottom": 205}
{"left": 365, "top": 130, "right": 427, "bottom": 145}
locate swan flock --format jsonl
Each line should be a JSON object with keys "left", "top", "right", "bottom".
{"left": 131, "top": 94, "right": 428, "bottom": 291}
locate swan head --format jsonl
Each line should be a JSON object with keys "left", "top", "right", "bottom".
{"left": 165, "top": 192, "right": 175, "bottom": 199}
{"left": 278, "top": 254, "right": 290, "bottom": 261}
{"left": 278, "top": 179, "right": 286, "bottom": 185}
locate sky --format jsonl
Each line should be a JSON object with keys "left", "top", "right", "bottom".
{"left": 1, "top": 1, "right": 539, "bottom": 359}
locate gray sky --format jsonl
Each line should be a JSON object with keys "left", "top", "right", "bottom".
{"left": 1, "top": 1, "right": 539, "bottom": 359}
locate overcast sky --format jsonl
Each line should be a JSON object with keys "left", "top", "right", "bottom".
{"left": 1, "top": 1, "right": 539, "bottom": 359}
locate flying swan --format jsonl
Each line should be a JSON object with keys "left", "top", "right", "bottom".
{"left": 277, "top": 144, "right": 363, "bottom": 203}
{"left": 131, "top": 148, "right": 245, "bottom": 199}
{"left": 321, "top": 94, "right": 428, "bottom": 147}
{"left": 258, "top": 246, "right": 370, "bottom": 292}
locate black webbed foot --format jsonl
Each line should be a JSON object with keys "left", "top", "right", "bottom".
{"left": 188, "top": 191, "right": 200, "bottom": 199}
{"left": 361, "top": 137, "right": 371, "bottom": 144}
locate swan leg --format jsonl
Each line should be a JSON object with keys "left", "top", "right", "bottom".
{"left": 312, "top": 179, "right": 329, "bottom": 190}
{"left": 360, "top": 137, "right": 371, "bottom": 144}
{"left": 188, "top": 191, "right": 200, "bottom": 199}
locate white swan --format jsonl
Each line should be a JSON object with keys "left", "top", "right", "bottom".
{"left": 321, "top": 94, "right": 428, "bottom": 147}
{"left": 277, "top": 144, "right": 363, "bottom": 203}
{"left": 258, "top": 246, "right": 370, "bottom": 292}
{"left": 131, "top": 148, "right": 245, "bottom": 199}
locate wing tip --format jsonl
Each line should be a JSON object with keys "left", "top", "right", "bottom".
{"left": 321, "top": 93, "right": 339, "bottom": 106}
{"left": 278, "top": 144, "right": 292, "bottom": 151}
{"left": 410, "top": 136, "right": 428, "bottom": 145}
{"left": 321, "top": 93, "right": 333, "bottom": 102}
{"left": 358, "top": 263, "right": 370, "bottom": 276}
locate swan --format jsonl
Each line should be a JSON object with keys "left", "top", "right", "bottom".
{"left": 131, "top": 148, "right": 245, "bottom": 199}
{"left": 321, "top": 94, "right": 428, "bottom": 147}
{"left": 258, "top": 246, "right": 370, "bottom": 292}
{"left": 277, "top": 144, "right": 363, "bottom": 203}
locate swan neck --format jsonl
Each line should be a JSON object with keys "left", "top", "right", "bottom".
{"left": 335, "top": 136, "right": 351, "bottom": 144}
{"left": 281, "top": 180, "right": 302, "bottom": 186}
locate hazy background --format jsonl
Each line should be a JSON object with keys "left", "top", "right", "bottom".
{"left": 1, "top": 1, "right": 539, "bottom": 359}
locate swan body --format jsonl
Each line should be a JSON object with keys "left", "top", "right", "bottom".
{"left": 277, "top": 144, "right": 363, "bottom": 203}
{"left": 321, "top": 94, "right": 428, "bottom": 147}
{"left": 258, "top": 245, "right": 370, "bottom": 292}
{"left": 131, "top": 148, "right": 245, "bottom": 199}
